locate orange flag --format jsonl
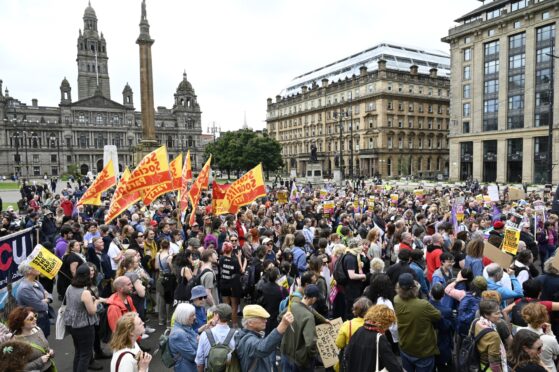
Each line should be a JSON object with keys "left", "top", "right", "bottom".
{"left": 77, "top": 160, "right": 117, "bottom": 206}
{"left": 180, "top": 150, "right": 192, "bottom": 212}
{"left": 212, "top": 181, "right": 231, "bottom": 214}
{"left": 127, "top": 146, "right": 172, "bottom": 193}
{"left": 188, "top": 155, "right": 212, "bottom": 225}
{"left": 140, "top": 153, "right": 182, "bottom": 206}
{"left": 215, "top": 163, "right": 266, "bottom": 215}
{"left": 105, "top": 168, "right": 141, "bottom": 223}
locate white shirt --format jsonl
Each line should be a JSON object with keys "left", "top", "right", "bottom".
{"left": 110, "top": 343, "right": 144, "bottom": 372}
{"left": 108, "top": 242, "right": 122, "bottom": 271}
{"left": 517, "top": 326, "right": 559, "bottom": 372}
{"left": 376, "top": 297, "right": 399, "bottom": 342}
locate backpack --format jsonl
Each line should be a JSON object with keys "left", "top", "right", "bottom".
{"left": 159, "top": 328, "right": 177, "bottom": 368}
{"left": 455, "top": 319, "right": 495, "bottom": 372}
{"left": 205, "top": 328, "right": 236, "bottom": 372}
{"left": 279, "top": 291, "right": 302, "bottom": 313}
{"left": 241, "top": 264, "right": 256, "bottom": 299}
{"left": 183, "top": 268, "right": 212, "bottom": 302}
{"left": 333, "top": 254, "right": 349, "bottom": 286}
{"left": 97, "top": 303, "right": 111, "bottom": 343}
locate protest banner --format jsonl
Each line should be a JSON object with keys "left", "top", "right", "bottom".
{"left": 188, "top": 156, "right": 212, "bottom": 225}
{"left": 502, "top": 227, "right": 520, "bottom": 256}
{"left": 212, "top": 182, "right": 231, "bottom": 214}
{"left": 179, "top": 150, "right": 193, "bottom": 212}
{"left": 290, "top": 181, "right": 300, "bottom": 202}
{"left": 277, "top": 191, "right": 288, "bottom": 204}
{"left": 475, "top": 194, "right": 483, "bottom": 202}
{"left": 77, "top": 159, "right": 116, "bottom": 206}
{"left": 28, "top": 245, "right": 63, "bottom": 280}
{"left": 368, "top": 197, "right": 375, "bottom": 209}
{"left": 390, "top": 194, "right": 399, "bottom": 206}
{"left": 0, "top": 228, "right": 36, "bottom": 311}
{"left": 105, "top": 168, "right": 141, "bottom": 223}
{"left": 320, "top": 189, "right": 328, "bottom": 199}
{"left": 215, "top": 164, "right": 266, "bottom": 215}
{"left": 414, "top": 189, "right": 425, "bottom": 200}
{"left": 316, "top": 317, "right": 343, "bottom": 368}
{"left": 170, "top": 153, "right": 183, "bottom": 191}
{"left": 140, "top": 153, "right": 182, "bottom": 206}
{"left": 127, "top": 146, "right": 172, "bottom": 193}
{"left": 484, "top": 241, "right": 513, "bottom": 268}
{"left": 323, "top": 201, "right": 335, "bottom": 216}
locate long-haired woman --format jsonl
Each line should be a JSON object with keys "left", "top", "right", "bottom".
{"left": 109, "top": 312, "right": 152, "bottom": 372}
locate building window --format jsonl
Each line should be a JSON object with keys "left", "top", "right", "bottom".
{"left": 50, "top": 154, "right": 57, "bottom": 162}
{"left": 508, "top": 74, "right": 525, "bottom": 90}
{"left": 96, "top": 115, "right": 103, "bottom": 125}
{"left": 484, "top": 40, "right": 499, "bottom": 56}
{"left": 387, "top": 101, "right": 393, "bottom": 110}
{"left": 542, "top": 11, "right": 550, "bottom": 20}
{"left": 51, "top": 167, "right": 58, "bottom": 176}
{"left": 398, "top": 120, "right": 403, "bottom": 128}
{"left": 463, "top": 121, "right": 470, "bottom": 133}
{"left": 513, "top": 20, "right": 522, "bottom": 29}
{"left": 463, "top": 66, "right": 471, "bottom": 80}
{"left": 408, "top": 137, "right": 413, "bottom": 149}
{"left": 33, "top": 154, "right": 39, "bottom": 163}
{"left": 387, "top": 137, "right": 393, "bottom": 149}
{"left": 507, "top": 115, "right": 524, "bottom": 129}
{"left": 509, "top": 53, "right": 525, "bottom": 69}
{"left": 486, "top": 9, "right": 501, "bottom": 20}
{"left": 484, "top": 99, "right": 498, "bottom": 113}
{"left": 33, "top": 166, "right": 40, "bottom": 176}
{"left": 508, "top": 95, "right": 524, "bottom": 110}
{"left": 511, "top": 0, "right": 527, "bottom": 12}
{"left": 484, "top": 60, "right": 499, "bottom": 75}
{"left": 463, "top": 103, "right": 471, "bottom": 117}
{"left": 78, "top": 114, "right": 85, "bottom": 124}
{"left": 463, "top": 48, "right": 472, "bottom": 62}
{"left": 463, "top": 84, "right": 471, "bottom": 98}
{"left": 464, "top": 36, "right": 471, "bottom": 44}
{"left": 488, "top": 29, "right": 496, "bottom": 37}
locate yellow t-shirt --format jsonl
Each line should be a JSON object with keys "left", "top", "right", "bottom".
{"left": 334, "top": 317, "right": 365, "bottom": 372}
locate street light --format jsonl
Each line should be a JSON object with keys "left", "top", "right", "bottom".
{"left": 13, "top": 130, "right": 21, "bottom": 177}
{"left": 207, "top": 121, "right": 220, "bottom": 142}
{"left": 49, "top": 134, "right": 61, "bottom": 176}
{"left": 22, "top": 131, "right": 29, "bottom": 177}
{"left": 333, "top": 110, "right": 346, "bottom": 181}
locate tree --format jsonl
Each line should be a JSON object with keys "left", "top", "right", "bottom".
{"left": 204, "top": 129, "right": 283, "bottom": 179}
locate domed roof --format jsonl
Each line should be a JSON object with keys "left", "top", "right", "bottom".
{"left": 122, "top": 83, "right": 132, "bottom": 93}
{"left": 176, "top": 72, "right": 193, "bottom": 93}
{"left": 84, "top": 1, "right": 97, "bottom": 18}
{"left": 60, "top": 77, "right": 70, "bottom": 87}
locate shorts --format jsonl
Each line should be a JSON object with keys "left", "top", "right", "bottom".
{"left": 220, "top": 281, "right": 242, "bottom": 298}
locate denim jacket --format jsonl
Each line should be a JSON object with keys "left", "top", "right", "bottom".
{"left": 169, "top": 323, "right": 199, "bottom": 372}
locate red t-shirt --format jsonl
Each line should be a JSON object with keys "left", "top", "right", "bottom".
{"left": 513, "top": 297, "right": 552, "bottom": 313}
{"left": 426, "top": 248, "right": 442, "bottom": 282}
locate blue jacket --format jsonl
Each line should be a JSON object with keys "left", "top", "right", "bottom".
{"left": 192, "top": 305, "right": 206, "bottom": 334}
{"left": 487, "top": 276, "right": 523, "bottom": 307}
{"left": 464, "top": 256, "right": 483, "bottom": 277}
{"left": 292, "top": 246, "right": 307, "bottom": 273}
{"left": 235, "top": 327, "right": 283, "bottom": 372}
{"left": 431, "top": 268, "right": 455, "bottom": 309}
{"left": 429, "top": 299, "right": 454, "bottom": 365}
{"left": 169, "top": 323, "right": 199, "bottom": 372}
{"left": 410, "top": 262, "right": 429, "bottom": 295}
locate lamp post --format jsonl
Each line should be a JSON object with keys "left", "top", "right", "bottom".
{"left": 49, "top": 134, "right": 61, "bottom": 176}
{"left": 23, "top": 131, "right": 29, "bottom": 177}
{"left": 333, "top": 110, "right": 345, "bottom": 181}
{"left": 207, "top": 121, "right": 221, "bottom": 142}
{"left": 13, "top": 130, "right": 20, "bottom": 177}
{"left": 546, "top": 52, "right": 558, "bottom": 184}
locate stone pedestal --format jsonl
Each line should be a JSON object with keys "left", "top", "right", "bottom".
{"left": 290, "top": 169, "right": 297, "bottom": 179}
{"left": 133, "top": 140, "right": 159, "bottom": 167}
{"left": 333, "top": 169, "right": 342, "bottom": 184}
{"left": 306, "top": 162, "right": 323, "bottom": 185}
{"left": 103, "top": 145, "right": 118, "bottom": 173}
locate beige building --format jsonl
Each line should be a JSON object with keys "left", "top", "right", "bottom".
{"left": 266, "top": 43, "right": 450, "bottom": 180}
{"left": 443, "top": 0, "right": 557, "bottom": 183}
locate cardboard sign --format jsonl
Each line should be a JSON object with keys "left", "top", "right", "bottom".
{"left": 368, "top": 197, "right": 375, "bottom": 209}
{"left": 551, "top": 253, "right": 559, "bottom": 271}
{"left": 320, "top": 189, "right": 328, "bottom": 199}
{"left": 316, "top": 317, "right": 343, "bottom": 368}
{"left": 390, "top": 194, "right": 399, "bottom": 206}
{"left": 323, "top": 201, "right": 335, "bottom": 217}
{"left": 509, "top": 187, "right": 525, "bottom": 201}
{"left": 502, "top": 227, "right": 520, "bottom": 255}
{"left": 484, "top": 241, "right": 513, "bottom": 268}
{"left": 28, "top": 245, "right": 63, "bottom": 280}
{"left": 488, "top": 185, "right": 500, "bottom": 202}
{"left": 277, "top": 191, "right": 288, "bottom": 204}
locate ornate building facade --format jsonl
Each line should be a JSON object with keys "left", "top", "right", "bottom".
{"left": 0, "top": 3, "right": 203, "bottom": 178}
{"left": 443, "top": 0, "right": 558, "bottom": 183}
{"left": 266, "top": 43, "right": 451, "bottom": 179}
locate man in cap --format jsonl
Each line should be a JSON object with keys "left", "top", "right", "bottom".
{"left": 488, "top": 220, "right": 505, "bottom": 247}
{"left": 235, "top": 305, "right": 294, "bottom": 371}
{"left": 280, "top": 284, "right": 321, "bottom": 372}
{"left": 195, "top": 303, "right": 235, "bottom": 372}
{"left": 394, "top": 273, "right": 441, "bottom": 372}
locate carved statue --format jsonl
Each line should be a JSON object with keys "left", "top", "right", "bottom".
{"left": 141, "top": 0, "right": 147, "bottom": 21}
{"left": 310, "top": 143, "right": 318, "bottom": 163}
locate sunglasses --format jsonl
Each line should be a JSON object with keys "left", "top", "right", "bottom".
{"left": 137, "top": 234, "right": 144, "bottom": 238}
{"left": 196, "top": 296, "right": 207, "bottom": 300}
{"left": 26, "top": 313, "right": 37, "bottom": 321}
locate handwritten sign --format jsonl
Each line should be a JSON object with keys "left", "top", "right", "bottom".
{"left": 508, "top": 187, "right": 525, "bottom": 201}
{"left": 502, "top": 227, "right": 520, "bottom": 255}
{"left": 316, "top": 317, "right": 343, "bottom": 368}
{"left": 488, "top": 185, "right": 500, "bottom": 202}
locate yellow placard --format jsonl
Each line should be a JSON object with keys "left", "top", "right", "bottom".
{"left": 502, "top": 227, "right": 520, "bottom": 255}
{"left": 28, "top": 245, "right": 63, "bottom": 280}
{"left": 390, "top": 194, "right": 399, "bottom": 206}
{"left": 277, "top": 191, "right": 288, "bottom": 204}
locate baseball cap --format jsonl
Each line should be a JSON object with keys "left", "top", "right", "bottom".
{"left": 243, "top": 304, "right": 270, "bottom": 319}
{"left": 262, "top": 237, "right": 273, "bottom": 245}
{"left": 304, "top": 284, "right": 321, "bottom": 299}
{"left": 398, "top": 273, "right": 416, "bottom": 290}
{"left": 493, "top": 221, "right": 505, "bottom": 229}
{"left": 214, "top": 304, "right": 232, "bottom": 321}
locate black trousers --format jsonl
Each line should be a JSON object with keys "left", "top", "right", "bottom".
{"left": 68, "top": 325, "right": 95, "bottom": 372}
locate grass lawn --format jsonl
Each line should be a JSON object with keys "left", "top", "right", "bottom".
{"left": 1, "top": 202, "right": 18, "bottom": 211}
{"left": 0, "top": 182, "right": 19, "bottom": 190}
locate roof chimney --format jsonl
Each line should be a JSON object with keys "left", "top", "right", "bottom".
{"left": 410, "top": 65, "right": 418, "bottom": 76}
{"left": 359, "top": 66, "right": 368, "bottom": 77}
{"left": 430, "top": 68, "right": 438, "bottom": 78}
{"left": 302, "top": 86, "right": 308, "bottom": 94}
{"left": 32, "top": 99, "right": 38, "bottom": 107}
{"left": 321, "top": 78, "right": 329, "bottom": 88}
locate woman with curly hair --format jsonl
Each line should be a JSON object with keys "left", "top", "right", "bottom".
{"left": 8, "top": 306, "right": 55, "bottom": 371}
{"left": 0, "top": 340, "right": 33, "bottom": 372}
{"left": 110, "top": 312, "right": 152, "bottom": 372}
{"left": 344, "top": 304, "right": 402, "bottom": 372}
{"left": 508, "top": 329, "right": 546, "bottom": 371}
{"left": 519, "top": 302, "right": 559, "bottom": 372}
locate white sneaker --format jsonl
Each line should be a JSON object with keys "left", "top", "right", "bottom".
{"left": 145, "top": 326, "right": 156, "bottom": 334}
{"left": 141, "top": 333, "right": 150, "bottom": 340}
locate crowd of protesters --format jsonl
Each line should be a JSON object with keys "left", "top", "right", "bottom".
{"left": 0, "top": 176, "right": 559, "bottom": 371}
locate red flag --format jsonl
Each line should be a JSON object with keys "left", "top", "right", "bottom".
{"left": 188, "top": 155, "right": 212, "bottom": 225}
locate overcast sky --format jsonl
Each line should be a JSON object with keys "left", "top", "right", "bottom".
{"left": 0, "top": 0, "right": 477, "bottom": 132}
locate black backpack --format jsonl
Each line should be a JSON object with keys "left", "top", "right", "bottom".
{"left": 455, "top": 319, "right": 495, "bottom": 372}
{"left": 183, "top": 268, "right": 212, "bottom": 302}
{"left": 333, "top": 254, "right": 349, "bottom": 286}
{"left": 97, "top": 303, "right": 111, "bottom": 343}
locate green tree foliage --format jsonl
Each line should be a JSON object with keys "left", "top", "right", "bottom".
{"left": 204, "top": 129, "right": 283, "bottom": 179}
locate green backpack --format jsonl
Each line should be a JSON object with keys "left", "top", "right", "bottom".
{"left": 205, "top": 328, "right": 238, "bottom": 372}
{"left": 159, "top": 328, "right": 177, "bottom": 368}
